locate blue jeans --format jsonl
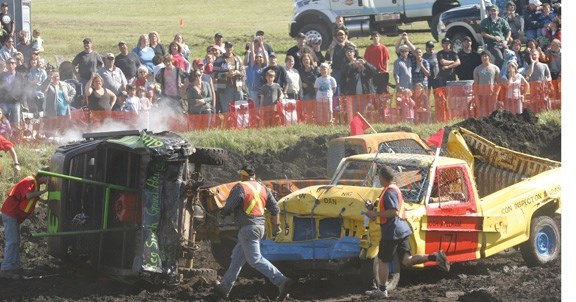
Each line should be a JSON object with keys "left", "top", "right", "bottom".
{"left": 218, "top": 87, "right": 243, "bottom": 113}
{"left": 1, "top": 214, "right": 21, "bottom": 271}
{"left": 0, "top": 102, "right": 21, "bottom": 125}
{"left": 219, "top": 224, "right": 287, "bottom": 293}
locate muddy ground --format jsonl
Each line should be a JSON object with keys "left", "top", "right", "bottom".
{"left": 0, "top": 110, "right": 562, "bottom": 301}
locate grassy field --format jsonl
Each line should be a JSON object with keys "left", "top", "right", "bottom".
{"left": 33, "top": 0, "right": 433, "bottom": 67}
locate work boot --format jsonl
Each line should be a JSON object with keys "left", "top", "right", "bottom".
{"left": 365, "top": 288, "right": 388, "bottom": 298}
{"left": 214, "top": 282, "right": 230, "bottom": 299}
{"left": 435, "top": 250, "right": 451, "bottom": 272}
{"left": 277, "top": 277, "right": 294, "bottom": 301}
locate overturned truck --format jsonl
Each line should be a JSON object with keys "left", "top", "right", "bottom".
{"left": 34, "top": 130, "right": 225, "bottom": 284}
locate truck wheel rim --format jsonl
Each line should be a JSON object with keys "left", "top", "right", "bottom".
{"left": 536, "top": 225, "right": 556, "bottom": 256}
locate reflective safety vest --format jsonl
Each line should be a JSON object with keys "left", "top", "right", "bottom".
{"left": 376, "top": 183, "right": 405, "bottom": 225}
{"left": 240, "top": 181, "right": 268, "bottom": 217}
{"left": 8, "top": 176, "right": 39, "bottom": 214}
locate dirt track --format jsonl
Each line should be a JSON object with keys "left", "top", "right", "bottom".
{"left": 0, "top": 110, "right": 561, "bottom": 301}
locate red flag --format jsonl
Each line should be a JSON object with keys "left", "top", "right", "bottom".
{"left": 179, "top": 18, "right": 184, "bottom": 26}
{"left": 349, "top": 113, "right": 370, "bottom": 136}
{"left": 426, "top": 128, "right": 445, "bottom": 148}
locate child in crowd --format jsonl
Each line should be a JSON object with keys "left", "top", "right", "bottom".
{"left": 30, "top": 29, "right": 44, "bottom": 54}
{"left": 314, "top": 63, "right": 337, "bottom": 124}
{"left": 123, "top": 84, "right": 140, "bottom": 113}
{"left": 204, "top": 53, "right": 215, "bottom": 74}
{"left": 259, "top": 69, "right": 284, "bottom": 107}
{"left": 397, "top": 88, "right": 415, "bottom": 123}
{"left": 138, "top": 86, "right": 152, "bottom": 111}
{"left": 284, "top": 55, "right": 301, "bottom": 100}
{"left": 413, "top": 82, "right": 430, "bottom": 124}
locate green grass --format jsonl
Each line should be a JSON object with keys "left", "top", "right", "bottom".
{"left": 33, "top": 0, "right": 434, "bottom": 69}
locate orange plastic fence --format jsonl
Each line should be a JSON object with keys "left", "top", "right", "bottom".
{"left": 33, "top": 80, "right": 559, "bottom": 135}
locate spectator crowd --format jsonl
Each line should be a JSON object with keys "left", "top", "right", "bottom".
{"left": 0, "top": 0, "right": 561, "bottom": 139}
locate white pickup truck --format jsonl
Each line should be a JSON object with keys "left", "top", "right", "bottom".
{"left": 290, "top": 0, "right": 478, "bottom": 49}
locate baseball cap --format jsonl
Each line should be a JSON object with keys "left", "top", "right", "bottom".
{"left": 425, "top": 41, "right": 435, "bottom": 48}
{"left": 269, "top": 52, "right": 277, "bottom": 58}
{"left": 224, "top": 41, "right": 234, "bottom": 48}
{"left": 369, "top": 31, "right": 379, "bottom": 40}
{"left": 238, "top": 164, "right": 255, "bottom": 177}
{"left": 528, "top": 0, "right": 542, "bottom": 6}
{"left": 1, "top": 2, "right": 8, "bottom": 7}
{"left": 398, "top": 44, "right": 409, "bottom": 52}
{"left": 214, "top": 32, "right": 223, "bottom": 38}
{"left": 83, "top": 37, "right": 92, "bottom": 44}
{"left": 441, "top": 37, "right": 451, "bottom": 44}
{"left": 256, "top": 30, "right": 265, "bottom": 36}
{"left": 104, "top": 53, "right": 115, "bottom": 59}
{"left": 463, "top": 36, "right": 472, "bottom": 42}
{"left": 487, "top": 4, "right": 498, "bottom": 10}
{"left": 193, "top": 58, "right": 204, "bottom": 66}
{"left": 296, "top": 32, "right": 306, "bottom": 39}
{"left": 118, "top": 40, "right": 127, "bottom": 46}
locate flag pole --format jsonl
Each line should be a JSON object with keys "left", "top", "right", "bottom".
{"left": 356, "top": 112, "right": 377, "bottom": 134}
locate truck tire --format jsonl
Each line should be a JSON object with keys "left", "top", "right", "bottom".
{"left": 519, "top": 216, "right": 560, "bottom": 267}
{"left": 300, "top": 23, "right": 331, "bottom": 50}
{"left": 430, "top": 14, "right": 441, "bottom": 41}
{"left": 189, "top": 147, "right": 226, "bottom": 166}
{"left": 449, "top": 30, "right": 473, "bottom": 53}
{"left": 359, "top": 255, "right": 400, "bottom": 291}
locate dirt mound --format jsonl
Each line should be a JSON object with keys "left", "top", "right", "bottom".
{"left": 452, "top": 110, "right": 561, "bottom": 161}
{"left": 0, "top": 111, "right": 562, "bottom": 301}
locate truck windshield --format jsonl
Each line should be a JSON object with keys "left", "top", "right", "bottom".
{"left": 332, "top": 160, "right": 430, "bottom": 203}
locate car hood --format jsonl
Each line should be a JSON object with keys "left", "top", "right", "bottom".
{"left": 278, "top": 185, "right": 383, "bottom": 221}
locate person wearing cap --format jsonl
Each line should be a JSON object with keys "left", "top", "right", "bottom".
{"left": 0, "top": 2, "right": 14, "bottom": 45}
{"left": 455, "top": 36, "right": 481, "bottom": 81}
{"left": 262, "top": 52, "right": 288, "bottom": 93}
{"left": 436, "top": 37, "right": 460, "bottom": 88}
{"left": 215, "top": 164, "right": 294, "bottom": 300}
{"left": 473, "top": 51, "right": 500, "bottom": 117}
{"left": 524, "top": 0, "right": 543, "bottom": 41}
{"left": 423, "top": 41, "right": 439, "bottom": 96}
{"left": 286, "top": 32, "right": 308, "bottom": 72}
{"left": 192, "top": 58, "right": 217, "bottom": 109}
{"left": 115, "top": 40, "right": 141, "bottom": 83}
{"left": 364, "top": 31, "right": 391, "bottom": 94}
{"left": 0, "top": 166, "right": 50, "bottom": 279}
{"left": 97, "top": 52, "right": 128, "bottom": 97}
{"left": 213, "top": 32, "right": 225, "bottom": 54}
{"left": 326, "top": 29, "right": 357, "bottom": 92}
{"left": 255, "top": 30, "right": 274, "bottom": 56}
{"left": 72, "top": 37, "right": 104, "bottom": 89}
{"left": 212, "top": 41, "right": 245, "bottom": 113}
{"left": 480, "top": 4, "right": 511, "bottom": 68}
{"left": 364, "top": 165, "right": 450, "bottom": 299}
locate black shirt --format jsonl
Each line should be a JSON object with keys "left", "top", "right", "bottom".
{"left": 456, "top": 50, "right": 481, "bottom": 81}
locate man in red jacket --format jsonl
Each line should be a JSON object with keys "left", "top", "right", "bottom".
{"left": 0, "top": 167, "right": 50, "bottom": 279}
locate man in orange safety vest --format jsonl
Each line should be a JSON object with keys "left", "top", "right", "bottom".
{"left": 214, "top": 164, "right": 294, "bottom": 301}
